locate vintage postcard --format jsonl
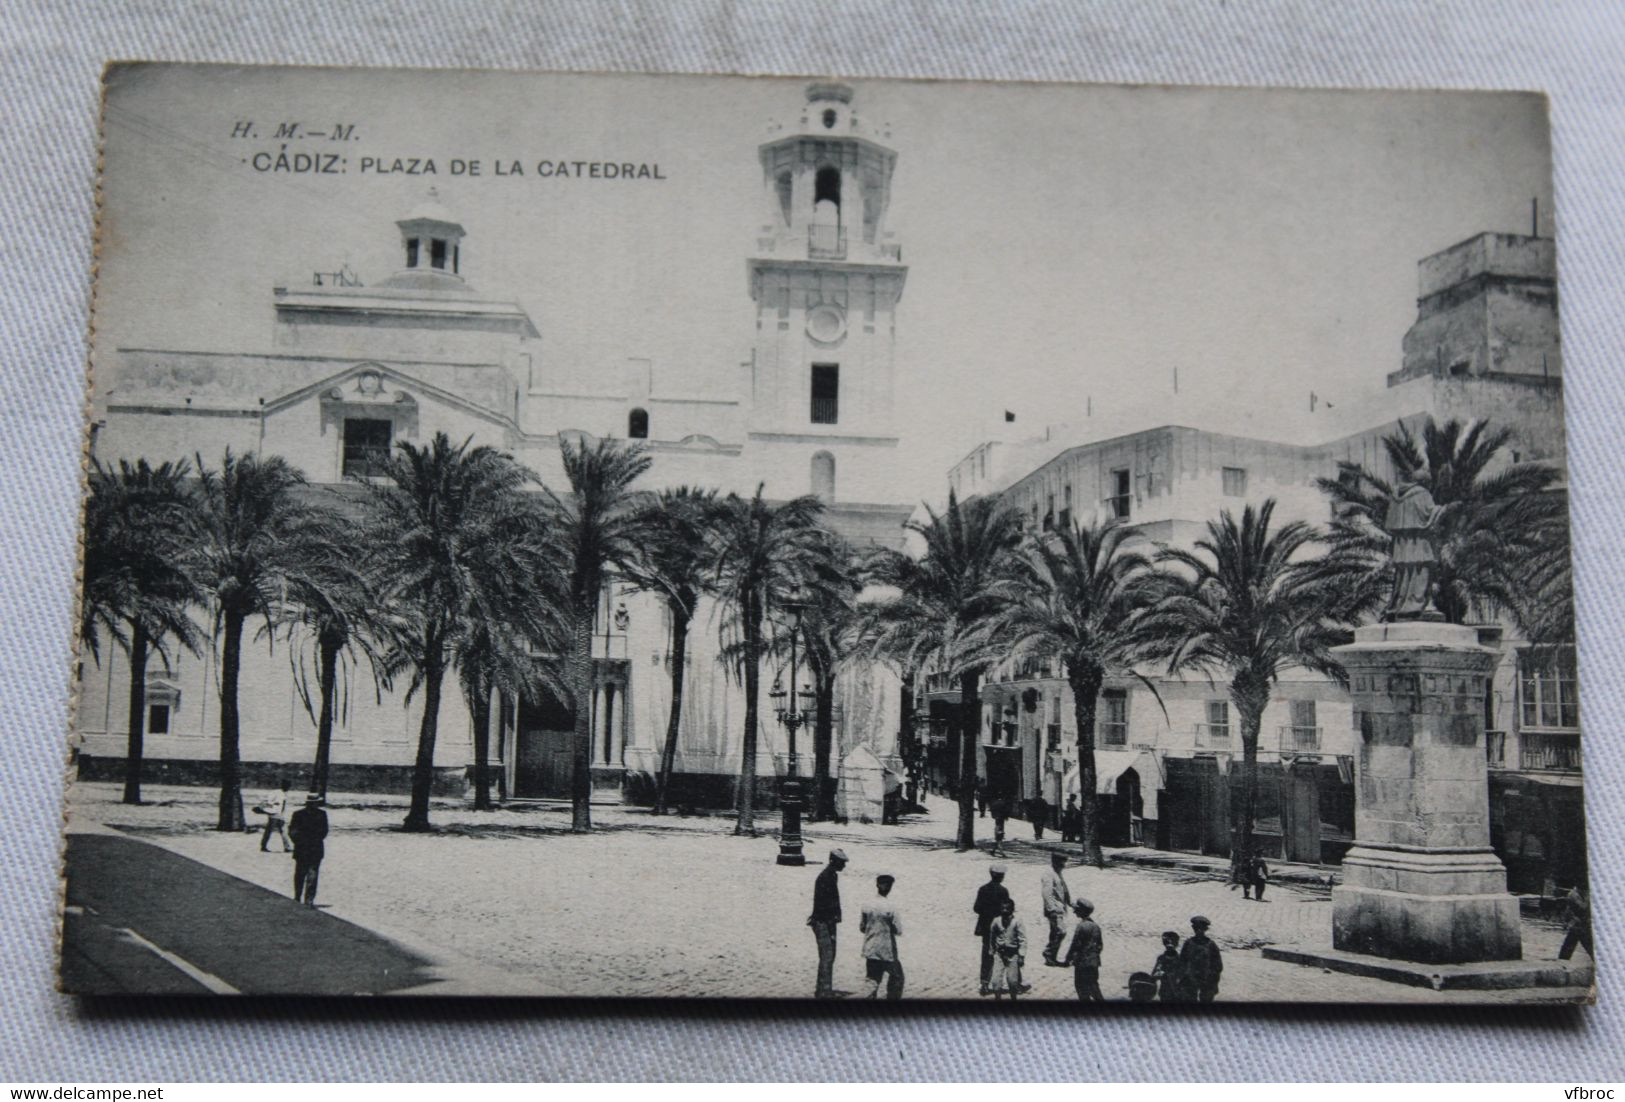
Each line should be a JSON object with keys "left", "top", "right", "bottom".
{"left": 65, "top": 63, "right": 1590, "bottom": 1002}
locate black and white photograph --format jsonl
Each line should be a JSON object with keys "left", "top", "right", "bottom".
{"left": 63, "top": 61, "right": 1591, "bottom": 1005}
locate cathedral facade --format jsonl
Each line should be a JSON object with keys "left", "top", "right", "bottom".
{"left": 79, "top": 83, "right": 915, "bottom": 804}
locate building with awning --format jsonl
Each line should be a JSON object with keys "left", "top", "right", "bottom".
{"left": 1063, "top": 748, "right": 1162, "bottom": 846}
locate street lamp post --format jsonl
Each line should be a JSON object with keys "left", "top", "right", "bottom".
{"left": 769, "top": 602, "right": 816, "bottom": 867}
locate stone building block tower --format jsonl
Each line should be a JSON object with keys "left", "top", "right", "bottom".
{"left": 1392, "top": 232, "right": 1559, "bottom": 385}
{"left": 744, "top": 83, "right": 908, "bottom": 506}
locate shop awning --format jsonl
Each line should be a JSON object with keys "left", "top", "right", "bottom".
{"left": 1066, "top": 748, "right": 1162, "bottom": 796}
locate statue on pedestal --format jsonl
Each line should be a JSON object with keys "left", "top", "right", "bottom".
{"left": 1383, "top": 476, "right": 1443, "bottom": 622}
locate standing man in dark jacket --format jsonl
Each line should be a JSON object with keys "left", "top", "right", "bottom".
{"left": 1028, "top": 793, "right": 1050, "bottom": 840}
{"left": 809, "top": 848, "right": 848, "bottom": 998}
{"left": 287, "top": 792, "right": 328, "bottom": 907}
{"left": 973, "top": 863, "right": 1011, "bottom": 995}
{"left": 1559, "top": 886, "right": 1593, "bottom": 961}
{"left": 1179, "top": 915, "right": 1223, "bottom": 1002}
{"left": 1066, "top": 898, "right": 1105, "bottom": 1001}
{"left": 989, "top": 794, "right": 1013, "bottom": 857}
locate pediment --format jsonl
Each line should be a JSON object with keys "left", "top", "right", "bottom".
{"left": 262, "top": 360, "right": 511, "bottom": 428}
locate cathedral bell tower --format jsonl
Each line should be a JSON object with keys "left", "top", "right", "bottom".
{"left": 745, "top": 82, "right": 908, "bottom": 506}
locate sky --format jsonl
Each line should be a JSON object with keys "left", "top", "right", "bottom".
{"left": 95, "top": 64, "right": 1555, "bottom": 499}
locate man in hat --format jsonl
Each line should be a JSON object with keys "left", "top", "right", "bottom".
{"left": 808, "top": 848, "right": 848, "bottom": 998}
{"left": 1028, "top": 792, "right": 1050, "bottom": 840}
{"left": 1062, "top": 794, "right": 1081, "bottom": 843}
{"left": 1040, "top": 851, "right": 1072, "bottom": 965}
{"left": 859, "top": 874, "right": 904, "bottom": 999}
{"left": 989, "top": 793, "right": 1013, "bottom": 857}
{"left": 1179, "top": 915, "right": 1223, "bottom": 1003}
{"left": 287, "top": 792, "right": 328, "bottom": 907}
{"left": 1559, "top": 885, "right": 1593, "bottom": 961}
{"left": 1066, "top": 898, "right": 1105, "bottom": 1001}
{"left": 972, "top": 863, "right": 1011, "bottom": 995}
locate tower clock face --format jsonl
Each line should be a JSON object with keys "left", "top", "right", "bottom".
{"left": 806, "top": 305, "right": 847, "bottom": 344}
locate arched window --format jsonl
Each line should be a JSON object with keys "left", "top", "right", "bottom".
{"left": 811, "top": 167, "right": 843, "bottom": 256}
{"left": 811, "top": 451, "right": 835, "bottom": 502}
{"left": 815, "top": 166, "right": 841, "bottom": 209}
{"left": 628, "top": 407, "right": 649, "bottom": 439}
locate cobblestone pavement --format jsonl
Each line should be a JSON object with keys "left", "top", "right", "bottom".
{"left": 71, "top": 783, "right": 1586, "bottom": 1003}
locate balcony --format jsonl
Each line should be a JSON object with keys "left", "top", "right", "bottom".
{"left": 1277, "top": 725, "right": 1322, "bottom": 753}
{"left": 808, "top": 224, "right": 847, "bottom": 260}
{"left": 1193, "top": 722, "right": 1231, "bottom": 749}
{"left": 1519, "top": 730, "right": 1581, "bottom": 772}
{"left": 810, "top": 396, "right": 839, "bottom": 425}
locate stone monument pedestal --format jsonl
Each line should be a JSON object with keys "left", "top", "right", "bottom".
{"left": 1329, "top": 622, "right": 1522, "bottom": 964}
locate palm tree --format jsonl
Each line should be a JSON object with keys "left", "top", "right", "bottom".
{"left": 270, "top": 513, "right": 386, "bottom": 800}
{"left": 192, "top": 451, "right": 324, "bottom": 832}
{"left": 861, "top": 491, "right": 1023, "bottom": 851}
{"left": 455, "top": 605, "right": 565, "bottom": 812}
{"left": 780, "top": 534, "right": 861, "bottom": 822}
{"left": 548, "top": 436, "right": 652, "bottom": 832}
{"left": 991, "top": 516, "right": 1163, "bottom": 866}
{"left": 1140, "top": 500, "right": 1363, "bottom": 881}
{"left": 81, "top": 458, "right": 203, "bottom": 804}
{"left": 620, "top": 486, "right": 720, "bottom": 815}
{"left": 452, "top": 511, "right": 567, "bottom": 813}
{"left": 1316, "top": 416, "right": 1565, "bottom": 626}
{"left": 711, "top": 486, "right": 829, "bottom": 836}
{"left": 365, "top": 433, "right": 548, "bottom": 831}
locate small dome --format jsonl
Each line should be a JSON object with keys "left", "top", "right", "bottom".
{"left": 396, "top": 187, "right": 463, "bottom": 235}
{"left": 806, "top": 82, "right": 854, "bottom": 105}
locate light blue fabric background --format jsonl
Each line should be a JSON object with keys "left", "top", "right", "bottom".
{"left": 3, "top": 0, "right": 1623, "bottom": 1082}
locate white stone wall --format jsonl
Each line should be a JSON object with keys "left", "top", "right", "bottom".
{"left": 75, "top": 613, "right": 474, "bottom": 772}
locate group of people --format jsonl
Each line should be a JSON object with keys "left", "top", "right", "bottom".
{"left": 254, "top": 779, "right": 329, "bottom": 907}
{"left": 810, "top": 847, "right": 1224, "bottom": 1003}
{"left": 973, "top": 783, "right": 1089, "bottom": 848}
{"left": 809, "top": 849, "right": 906, "bottom": 1000}
{"left": 971, "top": 855, "right": 1101, "bottom": 1000}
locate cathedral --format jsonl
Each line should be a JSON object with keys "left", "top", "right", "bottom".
{"left": 80, "top": 82, "right": 916, "bottom": 803}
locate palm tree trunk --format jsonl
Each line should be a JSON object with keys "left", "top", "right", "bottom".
{"left": 570, "top": 603, "right": 595, "bottom": 832}
{"left": 1070, "top": 665, "right": 1106, "bottom": 867}
{"left": 312, "top": 635, "right": 338, "bottom": 799}
{"left": 216, "top": 607, "right": 246, "bottom": 832}
{"left": 404, "top": 648, "right": 444, "bottom": 832}
{"left": 471, "top": 682, "right": 493, "bottom": 812}
{"left": 122, "top": 620, "right": 149, "bottom": 805}
{"left": 735, "top": 592, "right": 761, "bottom": 835}
{"left": 812, "top": 673, "right": 836, "bottom": 821}
{"left": 654, "top": 605, "right": 689, "bottom": 815}
{"left": 899, "top": 673, "right": 917, "bottom": 805}
{"left": 956, "top": 669, "right": 980, "bottom": 851}
{"left": 1230, "top": 678, "right": 1269, "bottom": 881}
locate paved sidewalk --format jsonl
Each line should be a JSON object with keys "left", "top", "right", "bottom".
{"left": 62, "top": 832, "right": 439, "bottom": 995}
